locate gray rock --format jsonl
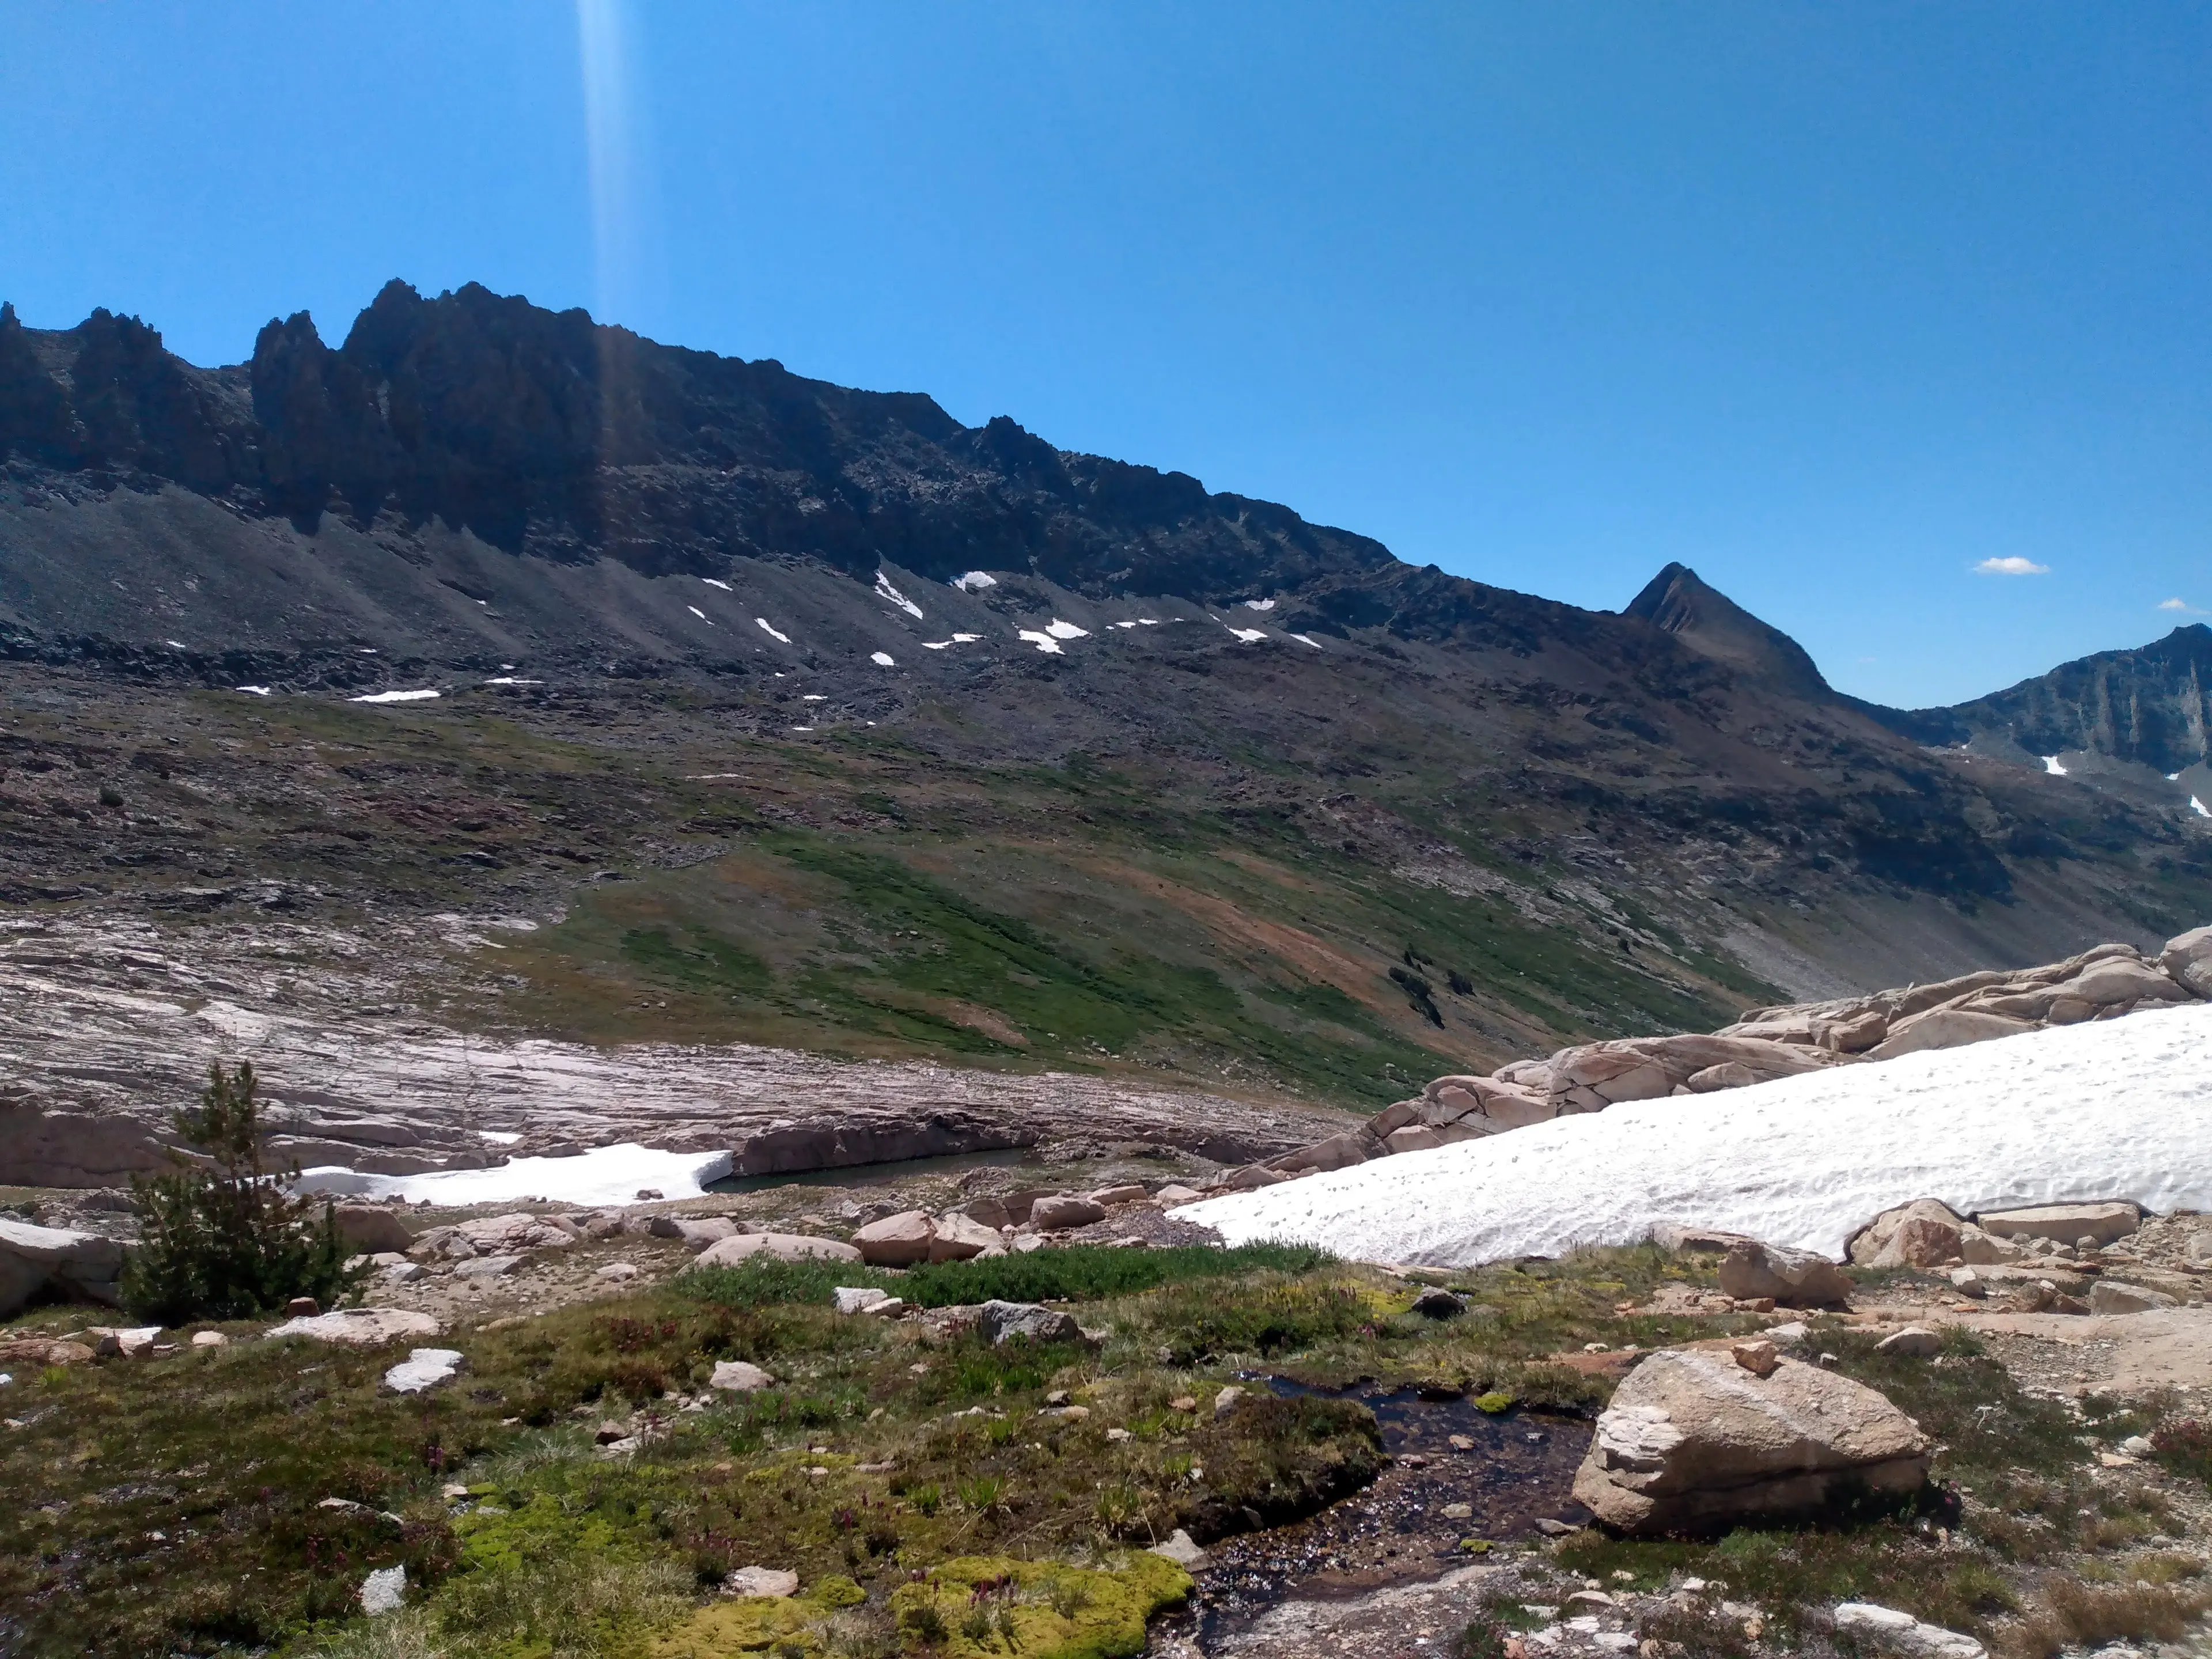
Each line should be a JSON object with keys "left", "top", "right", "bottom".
{"left": 1214, "top": 1384, "right": 1247, "bottom": 1418}
{"left": 1875, "top": 1327, "right": 1943, "bottom": 1358}
{"left": 2088, "top": 1279, "right": 2179, "bottom": 1315}
{"left": 329, "top": 1203, "right": 415, "bottom": 1253}
{"left": 266, "top": 1307, "right": 441, "bottom": 1345}
{"left": 0, "top": 1217, "right": 126, "bottom": 1316}
{"left": 832, "top": 1286, "right": 892, "bottom": 1314}
{"left": 686, "top": 1232, "right": 862, "bottom": 1268}
{"left": 673, "top": 1217, "right": 741, "bottom": 1252}
{"left": 1831, "top": 1601, "right": 1985, "bottom": 1658}
{"left": 452, "top": 1253, "right": 524, "bottom": 1279}
{"left": 979, "top": 1300, "right": 1082, "bottom": 1345}
{"left": 1571, "top": 1347, "right": 1927, "bottom": 1535}
{"left": 1148, "top": 1528, "right": 1213, "bottom": 1569}
{"left": 2159, "top": 923, "right": 2212, "bottom": 999}
{"left": 708, "top": 1359, "right": 777, "bottom": 1391}
{"left": 359, "top": 1565, "right": 407, "bottom": 1615}
{"left": 1718, "top": 1240, "right": 1854, "bottom": 1308}
{"left": 1410, "top": 1287, "right": 1467, "bottom": 1319}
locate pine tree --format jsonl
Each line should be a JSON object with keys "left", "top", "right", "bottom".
{"left": 121, "top": 1059, "right": 368, "bottom": 1323}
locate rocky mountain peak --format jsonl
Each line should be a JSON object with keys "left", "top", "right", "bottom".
{"left": 1623, "top": 560, "right": 1832, "bottom": 701}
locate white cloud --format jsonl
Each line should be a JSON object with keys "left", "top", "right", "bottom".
{"left": 1974, "top": 556, "right": 2050, "bottom": 576}
{"left": 2158, "top": 597, "right": 2207, "bottom": 615}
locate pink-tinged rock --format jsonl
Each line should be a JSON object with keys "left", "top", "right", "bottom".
{"left": 929, "top": 1211, "right": 1005, "bottom": 1262}
{"left": 1869, "top": 1008, "right": 2035, "bottom": 1060}
{"left": 853, "top": 1210, "right": 937, "bottom": 1266}
{"left": 1718, "top": 1240, "right": 1854, "bottom": 1308}
{"left": 1382, "top": 1126, "right": 1444, "bottom": 1155}
{"left": 1272, "top": 1131, "right": 1376, "bottom": 1174}
{"left": 1031, "top": 1195, "right": 1108, "bottom": 1230}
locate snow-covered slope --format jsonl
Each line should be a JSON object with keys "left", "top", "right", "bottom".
{"left": 1172, "top": 1002, "right": 2212, "bottom": 1266}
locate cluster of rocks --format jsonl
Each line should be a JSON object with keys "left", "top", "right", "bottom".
{"left": 1264, "top": 927, "right": 2212, "bottom": 1179}
{"left": 1851, "top": 1197, "right": 2205, "bottom": 1315}
{"left": 846, "top": 1182, "right": 1180, "bottom": 1266}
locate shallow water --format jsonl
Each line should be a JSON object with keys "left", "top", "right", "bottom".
{"left": 1179, "top": 1377, "right": 1593, "bottom": 1646}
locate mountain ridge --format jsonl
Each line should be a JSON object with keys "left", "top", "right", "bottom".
{"left": 4, "top": 280, "right": 2210, "bottom": 1076}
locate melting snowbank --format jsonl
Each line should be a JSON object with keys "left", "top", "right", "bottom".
{"left": 1173, "top": 1002, "right": 2212, "bottom": 1266}
{"left": 297, "top": 1143, "right": 733, "bottom": 1208}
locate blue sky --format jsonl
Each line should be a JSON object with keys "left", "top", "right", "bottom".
{"left": 5, "top": 3, "right": 2208, "bottom": 708}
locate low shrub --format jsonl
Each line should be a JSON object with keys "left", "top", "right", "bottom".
{"left": 120, "top": 1060, "right": 368, "bottom": 1323}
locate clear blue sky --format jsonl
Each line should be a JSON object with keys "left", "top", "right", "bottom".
{"left": 5, "top": 3, "right": 2208, "bottom": 709}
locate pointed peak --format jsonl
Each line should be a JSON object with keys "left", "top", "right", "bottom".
{"left": 1622, "top": 562, "right": 1831, "bottom": 700}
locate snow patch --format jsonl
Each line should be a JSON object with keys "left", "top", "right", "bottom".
{"left": 2194, "top": 797, "right": 2210, "bottom": 819}
{"left": 1223, "top": 624, "right": 1268, "bottom": 643}
{"left": 350, "top": 689, "right": 441, "bottom": 704}
{"left": 870, "top": 651, "right": 896, "bottom": 666}
{"left": 756, "top": 618, "right": 793, "bottom": 643}
{"left": 1242, "top": 598, "right": 1277, "bottom": 611}
{"left": 382, "top": 1347, "right": 464, "bottom": 1395}
{"left": 1044, "top": 619, "right": 1089, "bottom": 639}
{"left": 874, "top": 573, "right": 925, "bottom": 618}
{"left": 701, "top": 577, "right": 733, "bottom": 591}
{"left": 922, "top": 634, "right": 983, "bottom": 649}
{"left": 296, "top": 1143, "right": 734, "bottom": 1207}
{"left": 1289, "top": 634, "right": 1324, "bottom": 650}
{"left": 1172, "top": 1002, "right": 2212, "bottom": 1267}
{"left": 687, "top": 605, "right": 713, "bottom": 623}
{"left": 1016, "top": 631, "right": 1065, "bottom": 654}
{"left": 952, "top": 570, "right": 998, "bottom": 592}
{"left": 235, "top": 685, "right": 271, "bottom": 696}
{"left": 801, "top": 694, "right": 825, "bottom": 701}
{"left": 483, "top": 677, "right": 542, "bottom": 685}
{"left": 2043, "top": 755, "right": 2068, "bottom": 775}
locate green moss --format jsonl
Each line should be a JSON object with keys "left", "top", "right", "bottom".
{"left": 649, "top": 1579, "right": 866, "bottom": 1657}
{"left": 1472, "top": 1392, "right": 1514, "bottom": 1414}
{"left": 888, "top": 1553, "right": 1191, "bottom": 1659}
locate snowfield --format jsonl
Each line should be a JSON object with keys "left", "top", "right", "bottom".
{"left": 296, "top": 1143, "right": 734, "bottom": 1207}
{"left": 1172, "top": 1001, "right": 2212, "bottom": 1265}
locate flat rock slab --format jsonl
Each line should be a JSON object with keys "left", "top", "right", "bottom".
{"left": 382, "top": 1347, "right": 465, "bottom": 1393}
{"left": 687, "top": 1232, "right": 861, "bottom": 1268}
{"left": 451, "top": 1254, "right": 524, "bottom": 1279}
{"left": 1834, "top": 1601, "right": 1986, "bottom": 1658}
{"left": 1977, "top": 1201, "right": 2139, "bottom": 1245}
{"left": 1950, "top": 1306, "right": 2212, "bottom": 1395}
{"left": 267, "top": 1308, "right": 442, "bottom": 1345}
